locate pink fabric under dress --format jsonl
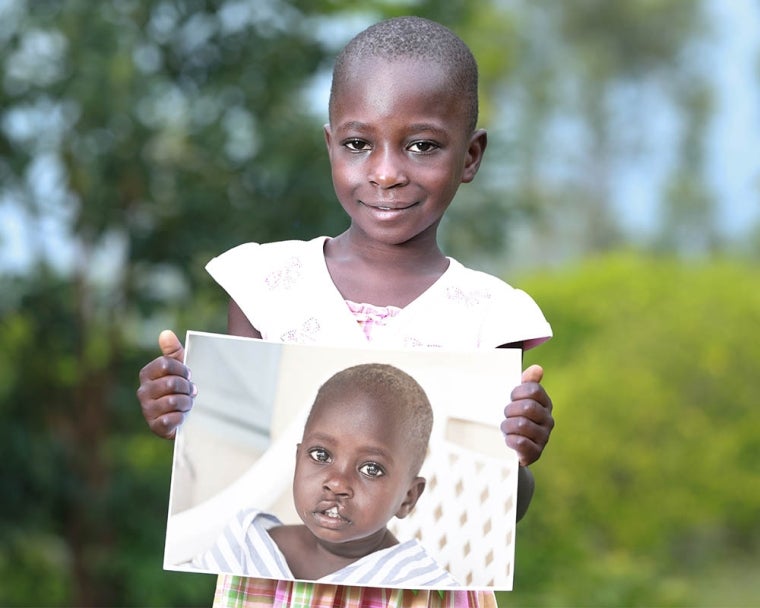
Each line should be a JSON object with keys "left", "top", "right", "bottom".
{"left": 345, "top": 300, "right": 402, "bottom": 341}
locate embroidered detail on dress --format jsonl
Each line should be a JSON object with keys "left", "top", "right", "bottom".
{"left": 445, "top": 286, "right": 493, "bottom": 307}
{"left": 404, "top": 337, "right": 443, "bottom": 349}
{"left": 280, "top": 317, "right": 320, "bottom": 343}
{"left": 345, "top": 300, "right": 401, "bottom": 341}
{"left": 345, "top": 301, "right": 445, "bottom": 347}
{"left": 264, "top": 257, "right": 303, "bottom": 291}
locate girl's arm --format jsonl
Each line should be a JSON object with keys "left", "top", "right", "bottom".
{"left": 516, "top": 466, "right": 535, "bottom": 522}
{"left": 228, "top": 299, "right": 263, "bottom": 338}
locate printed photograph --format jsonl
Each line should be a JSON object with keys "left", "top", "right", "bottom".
{"left": 164, "top": 331, "right": 522, "bottom": 590}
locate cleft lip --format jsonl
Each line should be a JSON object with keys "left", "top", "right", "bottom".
{"left": 314, "top": 501, "right": 350, "bottom": 523}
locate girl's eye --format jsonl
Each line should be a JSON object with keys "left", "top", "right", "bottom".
{"left": 308, "top": 448, "right": 331, "bottom": 463}
{"left": 359, "top": 462, "right": 385, "bottom": 478}
{"left": 344, "top": 139, "right": 369, "bottom": 151}
{"left": 408, "top": 141, "right": 438, "bottom": 153}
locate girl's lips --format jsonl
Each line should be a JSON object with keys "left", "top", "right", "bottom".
{"left": 359, "top": 200, "right": 419, "bottom": 211}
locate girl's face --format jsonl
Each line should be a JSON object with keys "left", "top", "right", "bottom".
{"left": 324, "top": 57, "right": 487, "bottom": 250}
{"left": 293, "top": 389, "right": 424, "bottom": 558}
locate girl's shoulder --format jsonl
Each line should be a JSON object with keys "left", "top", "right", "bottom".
{"left": 206, "top": 237, "right": 329, "bottom": 286}
{"left": 445, "top": 257, "right": 529, "bottom": 299}
{"left": 442, "top": 258, "right": 552, "bottom": 349}
{"left": 209, "top": 236, "right": 328, "bottom": 266}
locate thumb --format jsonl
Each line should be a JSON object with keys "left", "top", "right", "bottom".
{"left": 158, "top": 329, "right": 184, "bottom": 361}
{"left": 521, "top": 364, "right": 544, "bottom": 384}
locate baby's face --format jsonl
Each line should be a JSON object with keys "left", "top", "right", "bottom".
{"left": 325, "top": 56, "right": 485, "bottom": 249}
{"left": 293, "top": 388, "right": 420, "bottom": 556}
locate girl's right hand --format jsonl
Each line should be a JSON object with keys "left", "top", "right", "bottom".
{"left": 136, "top": 330, "right": 197, "bottom": 439}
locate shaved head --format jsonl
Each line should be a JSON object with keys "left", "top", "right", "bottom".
{"left": 329, "top": 16, "right": 479, "bottom": 132}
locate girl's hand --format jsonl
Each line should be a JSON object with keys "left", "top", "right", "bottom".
{"left": 501, "top": 364, "right": 554, "bottom": 466}
{"left": 136, "top": 330, "right": 196, "bottom": 439}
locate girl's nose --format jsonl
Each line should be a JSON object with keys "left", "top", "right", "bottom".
{"left": 368, "top": 148, "right": 408, "bottom": 189}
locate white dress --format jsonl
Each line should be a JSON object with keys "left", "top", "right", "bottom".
{"left": 205, "top": 236, "right": 552, "bottom": 350}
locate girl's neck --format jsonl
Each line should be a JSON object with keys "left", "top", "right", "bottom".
{"left": 324, "top": 230, "right": 450, "bottom": 308}
{"left": 336, "top": 227, "right": 446, "bottom": 266}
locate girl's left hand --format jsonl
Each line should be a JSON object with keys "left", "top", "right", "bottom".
{"left": 501, "top": 364, "right": 554, "bottom": 466}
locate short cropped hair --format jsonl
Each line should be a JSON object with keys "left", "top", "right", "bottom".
{"left": 330, "top": 16, "right": 479, "bottom": 132}
{"left": 306, "top": 363, "right": 434, "bottom": 475}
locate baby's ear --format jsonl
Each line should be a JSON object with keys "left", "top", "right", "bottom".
{"left": 395, "top": 476, "right": 426, "bottom": 519}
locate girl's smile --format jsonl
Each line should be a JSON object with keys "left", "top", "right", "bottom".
{"left": 359, "top": 200, "right": 419, "bottom": 211}
{"left": 357, "top": 199, "right": 421, "bottom": 221}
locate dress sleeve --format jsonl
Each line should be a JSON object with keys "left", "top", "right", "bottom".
{"left": 205, "top": 242, "right": 263, "bottom": 324}
{"left": 205, "top": 238, "right": 346, "bottom": 344}
{"left": 450, "top": 262, "right": 552, "bottom": 350}
{"left": 482, "top": 285, "right": 552, "bottom": 350}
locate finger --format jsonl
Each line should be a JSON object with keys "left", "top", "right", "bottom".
{"left": 501, "top": 417, "right": 553, "bottom": 467}
{"left": 142, "top": 391, "right": 195, "bottom": 420}
{"left": 148, "top": 410, "right": 188, "bottom": 440}
{"left": 141, "top": 389, "right": 195, "bottom": 440}
{"left": 501, "top": 414, "right": 553, "bottom": 445}
{"left": 510, "top": 385, "right": 553, "bottom": 414}
{"left": 138, "top": 355, "right": 192, "bottom": 384}
{"left": 504, "top": 399, "right": 554, "bottom": 425}
{"left": 502, "top": 433, "right": 543, "bottom": 467}
{"left": 142, "top": 374, "right": 196, "bottom": 401}
{"left": 521, "top": 364, "right": 543, "bottom": 384}
{"left": 159, "top": 329, "right": 184, "bottom": 361}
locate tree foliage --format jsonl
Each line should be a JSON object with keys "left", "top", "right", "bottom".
{"left": 503, "top": 253, "right": 760, "bottom": 606}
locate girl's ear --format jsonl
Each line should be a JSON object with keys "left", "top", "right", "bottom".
{"left": 394, "top": 476, "right": 426, "bottom": 519}
{"left": 461, "top": 128, "right": 488, "bottom": 184}
{"left": 323, "top": 124, "right": 334, "bottom": 157}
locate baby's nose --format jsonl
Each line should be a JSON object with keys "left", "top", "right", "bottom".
{"left": 323, "top": 467, "right": 353, "bottom": 497}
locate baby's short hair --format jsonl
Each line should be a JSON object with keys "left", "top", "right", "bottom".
{"left": 330, "top": 16, "right": 479, "bottom": 132}
{"left": 307, "top": 363, "right": 434, "bottom": 475}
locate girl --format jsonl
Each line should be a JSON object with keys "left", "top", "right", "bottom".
{"left": 138, "top": 16, "right": 554, "bottom": 608}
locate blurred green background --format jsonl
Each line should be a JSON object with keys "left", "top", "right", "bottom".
{"left": 1, "top": 1, "right": 758, "bottom": 606}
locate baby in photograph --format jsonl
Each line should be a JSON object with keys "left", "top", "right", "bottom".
{"left": 192, "top": 363, "right": 456, "bottom": 588}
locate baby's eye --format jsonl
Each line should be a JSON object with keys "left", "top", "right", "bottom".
{"left": 308, "top": 448, "right": 331, "bottom": 463}
{"left": 408, "top": 141, "right": 438, "bottom": 153}
{"left": 359, "top": 462, "right": 385, "bottom": 478}
{"left": 343, "top": 139, "right": 369, "bottom": 151}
